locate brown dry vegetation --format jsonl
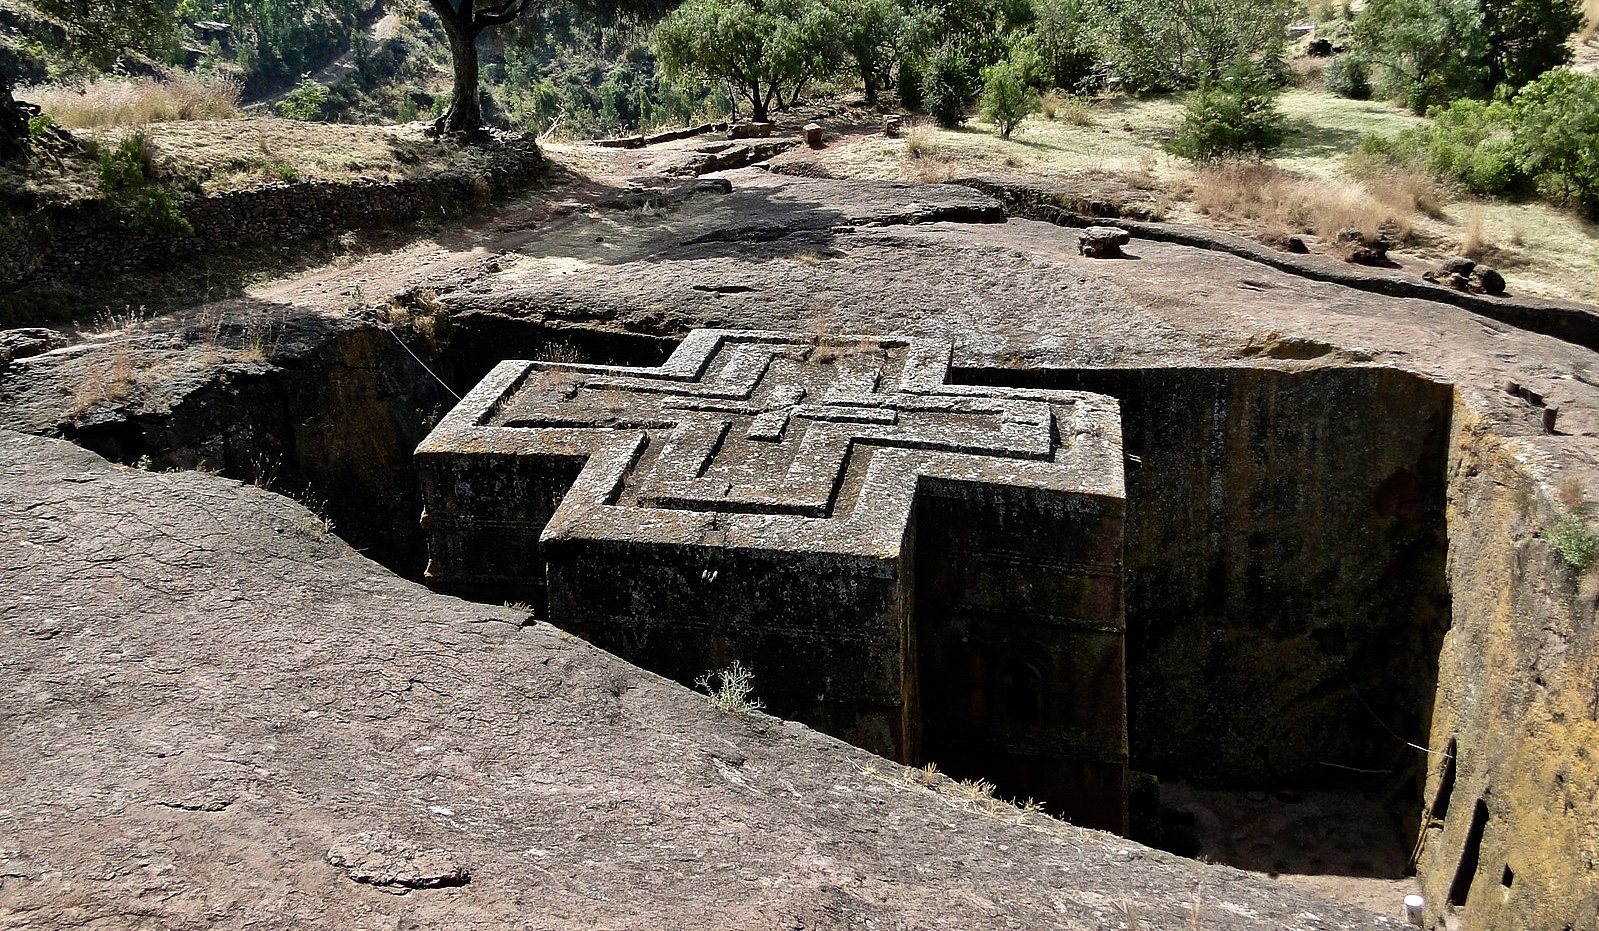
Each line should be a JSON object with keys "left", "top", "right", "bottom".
{"left": 1186, "top": 160, "right": 1440, "bottom": 246}
{"left": 23, "top": 74, "right": 240, "bottom": 129}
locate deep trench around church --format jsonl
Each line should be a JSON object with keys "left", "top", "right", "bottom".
{"left": 61, "top": 314, "right": 1452, "bottom": 910}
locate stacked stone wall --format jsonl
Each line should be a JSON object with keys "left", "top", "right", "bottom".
{"left": 0, "top": 139, "right": 544, "bottom": 286}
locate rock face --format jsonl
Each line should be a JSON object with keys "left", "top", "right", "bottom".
{"left": 3, "top": 169, "right": 1599, "bottom": 930}
{"left": 416, "top": 330, "right": 1130, "bottom": 831}
{"left": 0, "top": 428, "right": 1399, "bottom": 930}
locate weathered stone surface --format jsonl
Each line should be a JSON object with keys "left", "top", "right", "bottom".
{"left": 1079, "top": 225, "right": 1131, "bottom": 258}
{"left": 0, "top": 428, "right": 1400, "bottom": 930}
{"left": 416, "top": 330, "right": 1129, "bottom": 829}
{"left": 5, "top": 166, "right": 1599, "bottom": 929}
{"left": 0, "top": 327, "right": 66, "bottom": 367}
{"left": 326, "top": 833, "right": 470, "bottom": 891}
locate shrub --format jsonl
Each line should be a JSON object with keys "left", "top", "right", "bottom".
{"left": 921, "top": 43, "right": 980, "bottom": 128}
{"left": 694, "top": 660, "right": 765, "bottom": 715}
{"left": 1422, "top": 98, "right": 1531, "bottom": 196}
{"left": 1511, "top": 70, "right": 1599, "bottom": 215}
{"left": 979, "top": 60, "right": 1034, "bottom": 139}
{"left": 896, "top": 57, "right": 924, "bottom": 109}
{"left": 1323, "top": 54, "right": 1371, "bottom": 99}
{"left": 277, "top": 79, "right": 330, "bottom": 121}
{"left": 1547, "top": 509, "right": 1599, "bottom": 571}
{"left": 1168, "top": 61, "right": 1287, "bottom": 161}
{"left": 96, "top": 134, "right": 193, "bottom": 238}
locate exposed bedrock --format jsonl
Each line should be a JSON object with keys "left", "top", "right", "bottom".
{"left": 2, "top": 172, "right": 1596, "bottom": 929}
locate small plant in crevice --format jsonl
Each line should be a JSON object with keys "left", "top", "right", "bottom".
{"left": 694, "top": 659, "right": 764, "bottom": 716}
{"left": 1545, "top": 480, "right": 1599, "bottom": 572}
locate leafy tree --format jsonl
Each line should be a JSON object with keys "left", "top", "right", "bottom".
{"left": 979, "top": 58, "right": 1033, "bottom": 138}
{"left": 1481, "top": 0, "right": 1584, "bottom": 90}
{"left": 837, "top": 0, "right": 904, "bottom": 103}
{"left": 1027, "top": 0, "right": 1098, "bottom": 92}
{"left": 1353, "top": 0, "right": 1487, "bottom": 111}
{"left": 652, "top": 0, "right": 844, "bottom": 122}
{"left": 1168, "top": 59, "right": 1286, "bottom": 161}
{"left": 32, "top": 0, "right": 179, "bottom": 69}
{"left": 1351, "top": 0, "right": 1579, "bottom": 110}
{"left": 1512, "top": 70, "right": 1599, "bottom": 214}
{"left": 921, "top": 41, "right": 980, "bottom": 127}
{"left": 426, "top": 0, "right": 541, "bottom": 134}
{"left": 1081, "top": 0, "right": 1296, "bottom": 92}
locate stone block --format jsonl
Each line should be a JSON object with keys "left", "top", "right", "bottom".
{"left": 416, "top": 329, "right": 1128, "bottom": 830}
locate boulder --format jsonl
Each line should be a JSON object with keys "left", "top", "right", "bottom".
{"left": 1079, "top": 226, "right": 1132, "bottom": 258}
{"left": 728, "top": 121, "right": 773, "bottom": 140}
{"left": 1335, "top": 227, "right": 1391, "bottom": 266}
{"left": 1477, "top": 266, "right": 1506, "bottom": 295}
{"left": 1441, "top": 256, "right": 1477, "bottom": 276}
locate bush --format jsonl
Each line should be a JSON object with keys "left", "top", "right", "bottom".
{"left": 1422, "top": 98, "right": 1530, "bottom": 196}
{"left": 1168, "top": 61, "right": 1287, "bottom": 161}
{"left": 96, "top": 134, "right": 193, "bottom": 238}
{"left": 1323, "top": 54, "right": 1371, "bottom": 99}
{"left": 277, "top": 79, "right": 329, "bottom": 121}
{"left": 922, "top": 43, "right": 980, "bottom": 128}
{"left": 897, "top": 57, "right": 924, "bottom": 109}
{"left": 1511, "top": 70, "right": 1599, "bottom": 215}
{"left": 979, "top": 59, "right": 1034, "bottom": 138}
{"left": 1547, "top": 509, "right": 1599, "bottom": 571}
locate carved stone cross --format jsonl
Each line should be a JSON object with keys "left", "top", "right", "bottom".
{"left": 416, "top": 329, "right": 1129, "bottom": 831}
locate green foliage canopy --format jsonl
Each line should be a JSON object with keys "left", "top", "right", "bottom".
{"left": 652, "top": 0, "right": 845, "bottom": 122}
{"left": 1167, "top": 60, "right": 1287, "bottom": 160}
{"left": 979, "top": 58, "right": 1032, "bottom": 138}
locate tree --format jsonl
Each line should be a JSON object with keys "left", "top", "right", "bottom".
{"left": 1512, "top": 70, "right": 1599, "bottom": 214}
{"left": 837, "top": 0, "right": 904, "bottom": 104}
{"left": 1081, "top": 0, "right": 1296, "bottom": 92}
{"left": 1167, "top": 59, "right": 1287, "bottom": 161}
{"left": 1352, "top": 0, "right": 1488, "bottom": 111}
{"left": 1353, "top": 0, "right": 1578, "bottom": 111}
{"left": 31, "top": 0, "right": 178, "bottom": 69}
{"left": 1028, "top": 0, "right": 1098, "bottom": 92}
{"left": 1481, "top": 0, "right": 1584, "bottom": 90}
{"left": 652, "top": 0, "right": 844, "bottom": 122}
{"left": 979, "top": 58, "right": 1033, "bottom": 138}
{"left": 426, "top": 0, "right": 540, "bottom": 134}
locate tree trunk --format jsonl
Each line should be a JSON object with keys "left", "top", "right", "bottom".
{"left": 438, "top": 23, "right": 484, "bottom": 134}
{"left": 749, "top": 82, "right": 768, "bottom": 122}
{"left": 1, "top": 70, "right": 32, "bottom": 163}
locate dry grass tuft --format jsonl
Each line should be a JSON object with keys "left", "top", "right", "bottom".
{"left": 1189, "top": 159, "right": 1427, "bottom": 246}
{"left": 904, "top": 120, "right": 938, "bottom": 159}
{"left": 23, "top": 74, "right": 240, "bottom": 129}
{"left": 1461, "top": 207, "right": 1491, "bottom": 259}
{"left": 1040, "top": 91, "right": 1096, "bottom": 126}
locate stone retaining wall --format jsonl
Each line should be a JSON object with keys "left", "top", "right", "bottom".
{"left": 0, "top": 137, "right": 544, "bottom": 286}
